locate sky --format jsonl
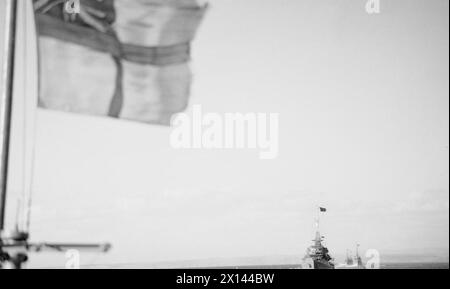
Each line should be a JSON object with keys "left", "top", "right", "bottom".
{"left": 0, "top": 0, "right": 448, "bottom": 267}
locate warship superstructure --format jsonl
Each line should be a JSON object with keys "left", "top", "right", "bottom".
{"left": 300, "top": 207, "right": 335, "bottom": 269}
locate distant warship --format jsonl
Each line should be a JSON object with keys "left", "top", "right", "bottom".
{"left": 300, "top": 207, "right": 335, "bottom": 269}
{"left": 336, "top": 245, "right": 366, "bottom": 269}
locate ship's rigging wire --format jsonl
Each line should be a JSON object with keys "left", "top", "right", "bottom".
{"left": 26, "top": 2, "right": 38, "bottom": 235}
{"left": 20, "top": 0, "right": 28, "bottom": 232}
{"left": 19, "top": 0, "right": 38, "bottom": 234}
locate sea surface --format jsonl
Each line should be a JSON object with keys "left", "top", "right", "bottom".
{"left": 34, "top": 262, "right": 449, "bottom": 269}
{"left": 222, "top": 263, "right": 449, "bottom": 270}
{"left": 379, "top": 263, "right": 449, "bottom": 269}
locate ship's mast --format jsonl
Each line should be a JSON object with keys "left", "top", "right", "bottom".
{"left": 315, "top": 205, "right": 321, "bottom": 232}
{"left": 0, "top": 1, "right": 111, "bottom": 269}
{"left": 314, "top": 207, "right": 322, "bottom": 247}
{"left": 0, "top": 0, "right": 18, "bottom": 231}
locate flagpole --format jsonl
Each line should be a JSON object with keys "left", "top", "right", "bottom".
{"left": 316, "top": 206, "right": 321, "bottom": 232}
{"left": 0, "top": 0, "right": 18, "bottom": 231}
{"left": 0, "top": 1, "right": 112, "bottom": 269}
{"left": 316, "top": 207, "right": 319, "bottom": 231}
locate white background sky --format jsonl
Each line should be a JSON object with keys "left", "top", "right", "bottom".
{"left": 1, "top": 0, "right": 449, "bottom": 267}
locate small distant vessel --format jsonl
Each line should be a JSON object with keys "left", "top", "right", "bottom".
{"left": 345, "top": 250, "right": 356, "bottom": 266}
{"left": 300, "top": 207, "right": 335, "bottom": 269}
{"left": 336, "top": 245, "right": 366, "bottom": 269}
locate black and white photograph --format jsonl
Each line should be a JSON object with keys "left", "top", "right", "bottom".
{"left": 0, "top": 0, "right": 448, "bottom": 273}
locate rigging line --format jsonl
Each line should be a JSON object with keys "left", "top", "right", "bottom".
{"left": 25, "top": 109, "right": 38, "bottom": 234}
{"left": 24, "top": 126, "right": 37, "bottom": 234}
{"left": 23, "top": 0, "right": 38, "bottom": 234}
{"left": 21, "top": 0, "right": 28, "bottom": 232}
{"left": 11, "top": 0, "right": 29, "bottom": 232}
{"left": 25, "top": 12, "right": 38, "bottom": 235}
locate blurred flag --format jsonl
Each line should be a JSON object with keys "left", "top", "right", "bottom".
{"left": 34, "top": 0, "right": 207, "bottom": 125}
{"left": 319, "top": 207, "right": 327, "bottom": 212}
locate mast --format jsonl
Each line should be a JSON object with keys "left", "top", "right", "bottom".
{"left": 0, "top": 0, "right": 18, "bottom": 231}
{"left": 0, "top": 1, "right": 111, "bottom": 269}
